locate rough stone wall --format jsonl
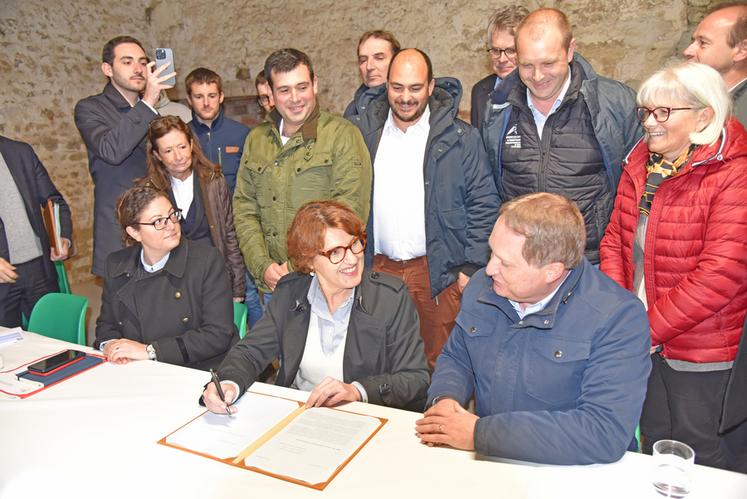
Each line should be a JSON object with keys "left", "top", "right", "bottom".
{"left": 0, "top": 0, "right": 728, "bottom": 284}
{"left": 0, "top": 0, "right": 152, "bottom": 284}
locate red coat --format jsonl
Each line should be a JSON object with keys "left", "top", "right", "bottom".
{"left": 600, "top": 118, "right": 747, "bottom": 363}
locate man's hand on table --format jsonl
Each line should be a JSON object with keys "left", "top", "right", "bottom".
{"left": 415, "top": 398, "right": 479, "bottom": 450}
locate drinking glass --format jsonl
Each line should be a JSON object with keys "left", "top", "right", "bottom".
{"left": 652, "top": 439, "right": 695, "bottom": 498}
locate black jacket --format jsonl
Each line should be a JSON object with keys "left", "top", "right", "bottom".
{"left": 217, "top": 271, "right": 430, "bottom": 411}
{"left": 470, "top": 73, "right": 497, "bottom": 127}
{"left": 95, "top": 238, "right": 238, "bottom": 371}
{"left": 0, "top": 135, "right": 73, "bottom": 294}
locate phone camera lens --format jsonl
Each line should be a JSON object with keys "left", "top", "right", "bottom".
{"left": 156, "top": 49, "right": 165, "bottom": 59}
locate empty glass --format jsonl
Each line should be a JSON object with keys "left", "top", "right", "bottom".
{"left": 652, "top": 439, "right": 695, "bottom": 498}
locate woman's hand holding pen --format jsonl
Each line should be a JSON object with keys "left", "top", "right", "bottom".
{"left": 203, "top": 378, "right": 238, "bottom": 415}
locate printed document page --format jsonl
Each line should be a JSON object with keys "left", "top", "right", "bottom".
{"left": 244, "top": 407, "right": 381, "bottom": 485}
{"left": 165, "top": 391, "right": 300, "bottom": 459}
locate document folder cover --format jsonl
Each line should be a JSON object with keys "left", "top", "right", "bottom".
{"left": 5, "top": 353, "right": 105, "bottom": 398}
{"left": 159, "top": 390, "right": 387, "bottom": 490}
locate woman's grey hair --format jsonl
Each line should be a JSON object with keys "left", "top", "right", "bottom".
{"left": 637, "top": 62, "right": 732, "bottom": 146}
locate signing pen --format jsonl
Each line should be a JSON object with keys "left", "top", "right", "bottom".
{"left": 209, "top": 368, "right": 232, "bottom": 417}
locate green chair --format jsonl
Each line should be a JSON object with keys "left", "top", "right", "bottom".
{"left": 27, "top": 292, "right": 88, "bottom": 346}
{"left": 233, "top": 302, "right": 248, "bottom": 339}
{"left": 20, "top": 262, "right": 71, "bottom": 329}
{"left": 55, "top": 260, "right": 71, "bottom": 294}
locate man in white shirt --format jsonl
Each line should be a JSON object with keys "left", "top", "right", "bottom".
{"left": 354, "top": 48, "right": 500, "bottom": 369}
{"left": 684, "top": 2, "right": 747, "bottom": 125}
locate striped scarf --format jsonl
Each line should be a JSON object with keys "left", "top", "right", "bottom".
{"left": 639, "top": 144, "right": 696, "bottom": 216}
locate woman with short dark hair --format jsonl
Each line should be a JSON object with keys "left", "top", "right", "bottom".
{"left": 95, "top": 186, "right": 238, "bottom": 370}
{"left": 202, "top": 200, "right": 429, "bottom": 412}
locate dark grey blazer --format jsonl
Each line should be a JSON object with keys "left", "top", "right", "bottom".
{"left": 95, "top": 238, "right": 238, "bottom": 371}
{"left": 470, "top": 73, "right": 498, "bottom": 127}
{"left": 74, "top": 82, "right": 158, "bottom": 276}
{"left": 217, "top": 271, "right": 430, "bottom": 411}
{"left": 0, "top": 135, "right": 73, "bottom": 300}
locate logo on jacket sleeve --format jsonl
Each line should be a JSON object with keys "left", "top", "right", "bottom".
{"left": 504, "top": 124, "right": 521, "bottom": 149}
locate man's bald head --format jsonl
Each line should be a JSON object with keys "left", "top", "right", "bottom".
{"left": 515, "top": 8, "right": 574, "bottom": 52}
{"left": 388, "top": 48, "right": 433, "bottom": 83}
{"left": 386, "top": 48, "right": 435, "bottom": 131}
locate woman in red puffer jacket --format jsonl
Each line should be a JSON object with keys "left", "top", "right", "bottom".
{"left": 600, "top": 62, "right": 747, "bottom": 473}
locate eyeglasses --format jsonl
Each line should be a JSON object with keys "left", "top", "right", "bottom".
{"left": 636, "top": 106, "right": 694, "bottom": 124}
{"left": 133, "top": 209, "right": 183, "bottom": 230}
{"left": 318, "top": 236, "right": 366, "bottom": 264}
{"left": 486, "top": 47, "right": 517, "bottom": 59}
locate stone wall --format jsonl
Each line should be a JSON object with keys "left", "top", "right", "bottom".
{"left": 0, "top": 0, "right": 726, "bottom": 284}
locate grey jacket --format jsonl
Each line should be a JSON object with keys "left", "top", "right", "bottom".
{"left": 75, "top": 82, "right": 159, "bottom": 276}
{"left": 217, "top": 271, "right": 430, "bottom": 411}
{"left": 732, "top": 78, "right": 747, "bottom": 127}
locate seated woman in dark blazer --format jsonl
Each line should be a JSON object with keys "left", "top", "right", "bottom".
{"left": 95, "top": 186, "right": 238, "bottom": 370}
{"left": 202, "top": 200, "right": 429, "bottom": 412}
{"left": 141, "top": 115, "right": 244, "bottom": 301}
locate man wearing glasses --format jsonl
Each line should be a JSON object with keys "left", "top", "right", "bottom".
{"left": 470, "top": 6, "right": 528, "bottom": 127}
{"left": 481, "top": 8, "right": 640, "bottom": 268}
{"left": 255, "top": 70, "right": 275, "bottom": 117}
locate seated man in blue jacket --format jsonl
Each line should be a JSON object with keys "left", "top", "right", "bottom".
{"left": 416, "top": 193, "right": 651, "bottom": 465}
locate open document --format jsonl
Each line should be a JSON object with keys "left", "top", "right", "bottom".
{"left": 160, "top": 391, "right": 386, "bottom": 489}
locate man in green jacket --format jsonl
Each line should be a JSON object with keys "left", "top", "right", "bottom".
{"left": 233, "top": 48, "right": 372, "bottom": 295}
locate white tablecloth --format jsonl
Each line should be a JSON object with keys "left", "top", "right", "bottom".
{"left": 1, "top": 331, "right": 745, "bottom": 499}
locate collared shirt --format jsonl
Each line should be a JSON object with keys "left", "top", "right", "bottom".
{"left": 373, "top": 106, "right": 430, "bottom": 260}
{"left": 493, "top": 76, "right": 504, "bottom": 90}
{"left": 140, "top": 250, "right": 170, "bottom": 273}
{"left": 508, "top": 270, "right": 572, "bottom": 319}
{"left": 292, "top": 276, "right": 368, "bottom": 402}
{"left": 730, "top": 77, "right": 747, "bottom": 93}
{"left": 527, "top": 69, "right": 572, "bottom": 138}
{"left": 170, "top": 171, "right": 194, "bottom": 215}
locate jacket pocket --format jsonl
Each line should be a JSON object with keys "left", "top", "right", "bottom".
{"left": 523, "top": 335, "right": 591, "bottom": 408}
{"left": 291, "top": 152, "right": 334, "bottom": 205}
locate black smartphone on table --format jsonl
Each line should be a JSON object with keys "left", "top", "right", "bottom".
{"left": 27, "top": 350, "right": 86, "bottom": 375}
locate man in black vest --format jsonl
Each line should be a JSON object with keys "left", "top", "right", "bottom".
{"left": 481, "top": 8, "right": 641, "bottom": 265}
{"left": 0, "top": 136, "right": 73, "bottom": 327}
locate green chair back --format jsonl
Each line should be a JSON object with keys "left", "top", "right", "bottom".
{"left": 55, "top": 260, "right": 71, "bottom": 294}
{"left": 21, "top": 262, "right": 71, "bottom": 329}
{"left": 27, "top": 292, "right": 88, "bottom": 346}
{"left": 233, "top": 302, "right": 248, "bottom": 339}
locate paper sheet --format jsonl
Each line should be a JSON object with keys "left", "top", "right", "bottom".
{"left": 165, "top": 392, "right": 300, "bottom": 459}
{"left": 244, "top": 407, "right": 381, "bottom": 485}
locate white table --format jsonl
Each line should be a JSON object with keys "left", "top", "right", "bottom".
{"left": 1, "top": 332, "right": 746, "bottom": 499}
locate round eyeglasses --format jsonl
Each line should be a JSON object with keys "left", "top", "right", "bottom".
{"left": 319, "top": 236, "right": 366, "bottom": 264}
{"left": 636, "top": 106, "right": 694, "bottom": 124}
{"left": 133, "top": 209, "right": 183, "bottom": 230}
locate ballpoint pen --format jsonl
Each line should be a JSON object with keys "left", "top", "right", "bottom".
{"left": 210, "top": 368, "right": 232, "bottom": 417}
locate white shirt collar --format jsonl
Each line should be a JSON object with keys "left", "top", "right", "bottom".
{"left": 729, "top": 76, "right": 747, "bottom": 93}
{"left": 140, "top": 250, "right": 170, "bottom": 273}
{"left": 384, "top": 105, "right": 431, "bottom": 135}
{"left": 509, "top": 270, "right": 572, "bottom": 319}
{"left": 527, "top": 67, "right": 573, "bottom": 117}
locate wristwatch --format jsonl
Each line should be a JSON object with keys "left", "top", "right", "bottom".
{"left": 146, "top": 344, "right": 157, "bottom": 361}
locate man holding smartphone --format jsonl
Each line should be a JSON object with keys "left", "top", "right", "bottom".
{"left": 74, "top": 36, "right": 175, "bottom": 277}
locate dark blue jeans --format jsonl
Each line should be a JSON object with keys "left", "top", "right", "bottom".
{"left": 0, "top": 256, "right": 58, "bottom": 327}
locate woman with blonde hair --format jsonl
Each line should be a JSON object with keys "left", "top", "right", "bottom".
{"left": 601, "top": 62, "right": 747, "bottom": 471}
